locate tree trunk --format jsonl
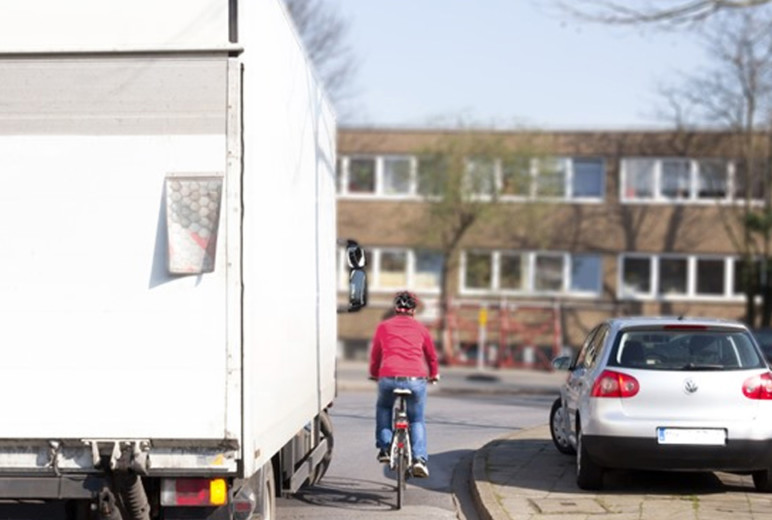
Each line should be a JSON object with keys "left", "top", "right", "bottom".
{"left": 438, "top": 258, "right": 455, "bottom": 364}
{"left": 745, "top": 257, "right": 757, "bottom": 328}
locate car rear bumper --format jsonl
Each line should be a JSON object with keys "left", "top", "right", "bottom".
{"left": 583, "top": 435, "right": 772, "bottom": 472}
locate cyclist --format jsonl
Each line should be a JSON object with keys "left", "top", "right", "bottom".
{"left": 369, "top": 291, "right": 439, "bottom": 478}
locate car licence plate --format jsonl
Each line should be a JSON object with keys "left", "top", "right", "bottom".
{"left": 656, "top": 427, "right": 726, "bottom": 445}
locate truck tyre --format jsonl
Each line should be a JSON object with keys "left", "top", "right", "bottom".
{"left": 310, "top": 410, "right": 334, "bottom": 485}
{"left": 258, "top": 461, "right": 276, "bottom": 520}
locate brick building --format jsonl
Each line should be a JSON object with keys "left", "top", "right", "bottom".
{"left": 336, "top": 127, "right": 763, "bottom": 368}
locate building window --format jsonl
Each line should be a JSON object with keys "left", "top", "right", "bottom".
{"left": 534, "top": 158, "right": 567, "bottom": 198}
{"left": 534, "top": 254, "right": 564, "bottom": 291}
{"left": 697, "top": 160, "right": 728, "bottom": 199}
{"left": 500, "top": 156, "right": 531, "bottom": 197}
{"left": 414, "top": 250, "right": 443, "bottom": 290}
{"left": 417, "top": 155, "right": 445, "bottom": 197}
{"left": 621, "top": 157, "right": 741, "bottom": 203}
{"left": 348, "top": 157, "right": 376, "bottom": 193}
{"left": 572, "top": 158, "right": 604, "bottom": 198}
{"left": 500, "top": 252, "right": 525, "bottom": 290}
{"left": 620, "top": 254, "right": 740, "bottom": 300}
{"left": 338, "top": 153, "right": 604, "bottom": 201}
{"left": 622, "top": 256, "right": 652, "bottom": 295}
{"left": 462, "top": 249, "right": 602, "bottom": 296}
{"left": 382, "top": 157, "right": 412, "bottom": 195}
{"left": 465, "top": 251, "right": 493, "bottom": 289}
{"left": 571, "top": 255, "right": 602, "bottom": 293}
{"left": 466, "top": 157, "right": 497, "bottom": 196}
{"left": 659, "top": 257, "right": 688, "bottom": 296}
{"left": 623, "top": 158, "right": 655, "bottom": 199}
{"left": 696, "top": 258, "right": 725, "bottom": 296}
{"left": 344, "top": 247, "right": 443, "bottom": 293}
{"left": 378, "top": 250, "right": 408, "bottom": 288}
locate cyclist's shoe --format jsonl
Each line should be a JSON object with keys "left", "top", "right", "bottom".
{"left": 377, "top": 449, "right": 390, "bottom": 463}
{"left": 412, "top": 458, "right": 429, "bottom": 478}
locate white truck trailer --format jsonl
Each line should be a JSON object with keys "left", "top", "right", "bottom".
{"left": 0, "top": 0, "right": 367, "bottom": 518}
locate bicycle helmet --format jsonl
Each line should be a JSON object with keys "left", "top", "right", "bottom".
{"left": 394, "top": 291, "right": 417, "bottom": 314}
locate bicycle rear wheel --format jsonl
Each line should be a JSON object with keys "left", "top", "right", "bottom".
{"left": 396, "top": 433, "right": 407, "bottom": 509}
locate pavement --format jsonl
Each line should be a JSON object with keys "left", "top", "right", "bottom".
{"left": 337, "top": 360, "right": 772, "bottom": 520}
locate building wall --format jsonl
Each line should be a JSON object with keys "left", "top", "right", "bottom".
{"left": 337, "top": 128, "right": 760, "bottom": 365}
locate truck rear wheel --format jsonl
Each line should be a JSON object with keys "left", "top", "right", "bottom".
{"left": 258, "top": 461, "right": 276, "bottom": 520}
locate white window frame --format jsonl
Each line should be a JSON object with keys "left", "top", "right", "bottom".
{"left": 501, "top": 156, "right": 604, "bottom": 203}
{"left": 339, "top": 246, "right": 443, "bottom": 294}
{"left": 338, "top": 153, "right": 605, "bottom": 203}
{"left": 460, "top": 250, "right": 602, "bottom": 297}
{"left": 338, "top": 154, "right": 420, "bottom": 199}
{"left": 620, "top": 157, "right": 743, "bottom": 204}
{"left": 618, "top": 254, "right": 739, "bottom": 301}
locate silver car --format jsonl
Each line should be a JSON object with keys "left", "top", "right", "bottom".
{"left": 549, "top": 316, "right": 772, "bottom": 491}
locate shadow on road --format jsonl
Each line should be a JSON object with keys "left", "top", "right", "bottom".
{"left": 291, "top": 476, "right": 399, "bottom": 512}
{"left": 378, "top": 448, "right": 473, "bottom": 493}
{"left": 485, "top": 437, "right": 755, "bottom": 496}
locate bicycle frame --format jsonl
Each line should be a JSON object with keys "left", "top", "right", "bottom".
{"left": 390, "top": 393, "right": 412, "bottom": 469}
{"left": 389, "top": 389, "right": 412, "bottom": 509}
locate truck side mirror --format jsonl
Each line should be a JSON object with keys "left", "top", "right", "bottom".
{"left": 345, "top": 241, "right": 366, "bottom": 269}
{"left": 338, "top": 239, "right": 368, "bottom": 313}
{"left": 348, "top": 268, "right": 367, "bottom": 312}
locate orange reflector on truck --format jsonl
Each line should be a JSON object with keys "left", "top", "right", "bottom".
{"left": 160, "top": 478, "right": 228, "bottom": 506}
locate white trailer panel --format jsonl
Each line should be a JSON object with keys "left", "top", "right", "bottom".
{"left": 0, "top": 56, "right": 235, "bottom": 440}
{"left": 238, "top": 0, "right": 337, "bottom": 476}
{"left": 0, "top": 0, "right": 231, "bottom": 52}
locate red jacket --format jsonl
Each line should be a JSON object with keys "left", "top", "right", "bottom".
{"left": 369, "top": 314, "right": 439, "bottom": 379}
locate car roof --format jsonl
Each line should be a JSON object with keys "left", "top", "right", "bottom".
{"left": 606, "top": 315, "right": 749, "bottom": 331}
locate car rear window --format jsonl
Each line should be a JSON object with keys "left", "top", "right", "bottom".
{"left": 608, "top": 329, "right": 766, "bottom": 371}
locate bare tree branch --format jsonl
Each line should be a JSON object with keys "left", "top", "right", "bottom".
{"left": 284, "top": 0, "right": 360, "bottom": 116}
{"left": 560, "top": 0, "right": 772, "bottom": 25}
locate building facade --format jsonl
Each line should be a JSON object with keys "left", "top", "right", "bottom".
{"left": 336, "top": 128, "right": 763, "bottom": 368}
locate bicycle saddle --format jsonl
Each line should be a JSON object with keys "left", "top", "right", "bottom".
{"left": 393, "top": 389, "right": 413, "bottom": 395}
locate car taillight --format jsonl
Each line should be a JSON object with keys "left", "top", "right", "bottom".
{"left": 160, "top": 478, "right": 228, "bottom": 506}
{"left": 590, "top": 369, "right": 640, "bottom": 398}
{"left": 742, "top": 372, "right": 772, "bottom": 400}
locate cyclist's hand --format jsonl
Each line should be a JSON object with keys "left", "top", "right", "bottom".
{"left": 429, "top": 376, "right": 440, "bottom": 385}
{"left": 368, "top": 376, "right": 378, "bottom": 382}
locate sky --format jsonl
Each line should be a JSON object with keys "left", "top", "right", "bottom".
{"left": 327, "top": 0, "right": 707, "bottom": 131}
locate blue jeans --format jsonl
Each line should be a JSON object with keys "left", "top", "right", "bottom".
{"left": 375, "top": 378, "right": 428, "bottom": 461}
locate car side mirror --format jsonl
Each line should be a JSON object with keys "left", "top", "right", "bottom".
{"left": 551, "top": 356, "right": 572, "bottom": 371}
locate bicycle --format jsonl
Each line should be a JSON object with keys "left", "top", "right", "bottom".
{"left": 388, "top": 388, "right": 413, "bottom": 510}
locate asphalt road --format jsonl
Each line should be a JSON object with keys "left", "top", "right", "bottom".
{"left": 277, "top": 388, "right": 555, "bottom": 519}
